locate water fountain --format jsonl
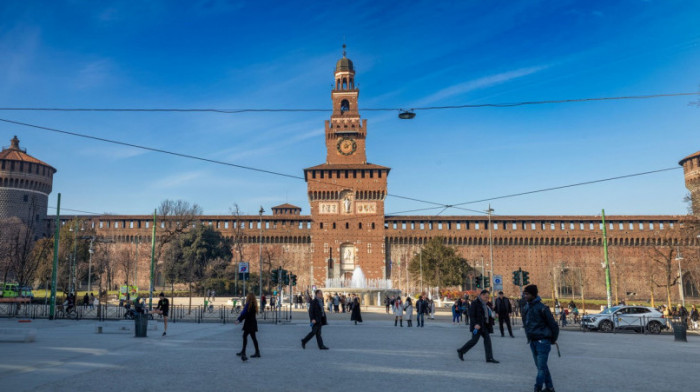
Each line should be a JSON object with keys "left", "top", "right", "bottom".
{"left": 324, "top": 266, "right": 400, "bottom": 305}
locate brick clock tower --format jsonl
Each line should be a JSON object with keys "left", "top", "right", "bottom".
{"left": 304, "top": 46, "right": 390, "bottom": 287}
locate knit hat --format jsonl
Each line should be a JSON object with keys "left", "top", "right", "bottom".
{"left": 523, "top": 284, "right": 538, "bottom": 297}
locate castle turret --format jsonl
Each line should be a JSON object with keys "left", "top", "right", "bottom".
{"left": 0, "top": 136, "right": 56, "bottom": 236}
{"left": 680, "top": 150, "right": 700, "bottom": 214}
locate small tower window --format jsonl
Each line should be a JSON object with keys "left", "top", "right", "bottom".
{"left": 342, "top": 78, "right": 348, "bottom": 89}
{"left": 340, "top": 99, "right": 350, "bottom": 113}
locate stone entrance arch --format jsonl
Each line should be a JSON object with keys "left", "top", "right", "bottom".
{"left": 340, "top": 243, "right": 356, "bottom": 280}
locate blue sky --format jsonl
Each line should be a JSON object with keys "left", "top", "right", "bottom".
{"left": 1, "top": 1, "right": 698, "bottom": 217}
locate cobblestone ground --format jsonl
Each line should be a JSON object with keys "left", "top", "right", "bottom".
{"left": 0, "top": 309, "right": 697, "bottom": 392}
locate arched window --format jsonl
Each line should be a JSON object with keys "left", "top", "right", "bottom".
{"left": 342, "top": 78, "right": 347, "bottom": 89}
{"left": 340, "top": 99, "right": 350, "bottom": 113}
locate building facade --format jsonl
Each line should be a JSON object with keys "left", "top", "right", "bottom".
{"left": 0, "top": 136, "right": 56, "bottom": 237}
{"left": 23, "top": 52, "right": 700, "bottom": 301}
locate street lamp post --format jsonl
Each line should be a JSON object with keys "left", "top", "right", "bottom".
{"left": 69, "top": 221, "right": 79, "bottom": 294}
{"left": 487, "top": 205, "right": 495, "bottom": 289}
{"left": 676, "top": 246, "right": 685, "bottom": 307}
{"left": 419, "top": 245, "right": 423, "bottom": 294}
{"left": 87, "top": 237, "right": 95, "bottom": 293}
{"left": 259, "top": 206, "right": 264, "bottom": 301}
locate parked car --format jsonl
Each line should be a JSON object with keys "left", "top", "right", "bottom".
{"left": 581, "top": 305, "right": 667, "bottom": 334}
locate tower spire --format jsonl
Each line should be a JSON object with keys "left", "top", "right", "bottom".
{"left": 342, "top": 43, "right": 347, "bottom": 58}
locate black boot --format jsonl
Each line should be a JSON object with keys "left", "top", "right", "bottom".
{"left": 251, "top": 351, "right": 261, "bottom": 358}
{"left": 235, "top": 351, "right": 243, "bottom": 356}
{"left": 395, "top": 319, "right": 398, "bottom": 327}
{"left": 400, "top": 319, "right": 403, "bottom": 327}
{"left": 241, "top": 354, "right": 248, "bottom": 361}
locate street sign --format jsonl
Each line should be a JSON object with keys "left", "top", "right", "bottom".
{"left": 238, "top": 262, "right": 249, "bottom": 273}
{"left": 493, "top": 275, "right": 503, "bottom": 291}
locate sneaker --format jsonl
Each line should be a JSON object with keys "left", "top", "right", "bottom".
{"left": 486, "top": 359, "right": 500, "bottom": 364}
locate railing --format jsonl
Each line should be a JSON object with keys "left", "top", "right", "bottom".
{"left": 324, "top": 278, "right": 393, "bottom": 289}
{"left": 0, "top": 303, "right": 267, "bottom": 324}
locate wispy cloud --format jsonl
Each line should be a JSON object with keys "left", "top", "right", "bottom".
{"left": 414, "top": 65, "right": 550, "bottom": 106}
{"left": 152, "top": 170, "right": 207, "bottom": 188}
{"left": 75, "top": 59, "right": 116, "bottom": 89}
{"left": 79, "top": 145, "right": 147, "bottom": 160}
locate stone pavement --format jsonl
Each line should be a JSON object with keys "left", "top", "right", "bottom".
{"left": 0, "top": 311, "right": 697, "bottom": 392}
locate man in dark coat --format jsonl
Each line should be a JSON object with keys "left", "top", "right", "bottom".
{"left": 416, "top": 296, "right": 426, "bottom": 327}
{"left": 523, "top": 285, "right": 559, "bottom": 392}
{"left": 301, "top": 289, "right": 329, "bottom": 350}
{"left": 457, "top": 290, "right": 499, "bottom": 363}
{"left": 495, "top": 291, "right": 514, "bottom": 338}
{"left": 350, "top": 296, "right": 363, "bottom": 325}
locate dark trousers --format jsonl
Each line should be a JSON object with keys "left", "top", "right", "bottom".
{"left": 417, "top": 313, "right": 424, "bottom": 327}
{"left": 302, "top": 323, "right": 325, "bottom": 348}
{"left": 530, "top": 340, "right": 553, "bottom": 390}
{"left": 458, "top": 330, "right": 494, "bottom": 360}
{"left": 242, "top": 331, "right": 259, "bottom": 355}
{"left": 499, "top": 315, "right": 513, "bottom": 336}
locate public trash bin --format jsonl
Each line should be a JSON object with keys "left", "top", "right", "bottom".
{"left": 134, "top": 313, "right": 148, "bottom": 338}
{"left": 671, "top": 321, "right": 687, "bottom": 342}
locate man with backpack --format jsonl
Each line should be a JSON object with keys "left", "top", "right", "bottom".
{"left": 522, "top": 285, "right": 559, "bottom": 392}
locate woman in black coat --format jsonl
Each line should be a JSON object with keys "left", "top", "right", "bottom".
{"left": 350, "top": 296, "right": 363, "bottom": 325}
{"left": 235, "top": 292, "right": 260, "bottom": 361}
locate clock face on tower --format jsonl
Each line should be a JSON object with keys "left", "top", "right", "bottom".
{"left": 337, "top": 137, "right": 357, "bottom": 156}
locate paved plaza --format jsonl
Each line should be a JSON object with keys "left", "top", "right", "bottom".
{"left": 0, "top": 309, "right": 698, "bottom": 392}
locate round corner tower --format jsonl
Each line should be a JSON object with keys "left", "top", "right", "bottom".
{"left": 0, "top": 136, "right": 56, "bottom": 236}
{"left": 679, "top": 150, "right": 700, "bottom": 214}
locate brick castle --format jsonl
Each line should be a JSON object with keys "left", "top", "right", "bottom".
{"left": 2, "top": 50, "right": 699, "bottom": 302}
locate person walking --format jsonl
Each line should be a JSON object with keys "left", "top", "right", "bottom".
{"left": 235, "top": 292, "right": 260, "bottom": 361}
{"left": 151, "top": 292, "right": 169, "bottom": 337}
{"left": 89, "top": 293, "right": 95, "bottom": 310}
{"left": 522, "top": 285, "right": 559, "bottom": 392}
{"left": 385, "top": 296, "right": 391, "bottom": 313}
{"left": 495, "top": 291, "right": 514, "bottom": 337}
{"left": 429, "top": 298, "right": 436, "bottom": 320}
{"left": 404, "top": 297, "right": 414, "bottom": 327}
{"left": 416, "top": 296, "right": 426, "bottom": 327}
{"left": 301, "top": 289, "right": 329, "bottom": 350}
{"left": 83, "top": 293, "right": 90, "bottom": 309}
{"left": 452, "top": 301, "right": 460, "bottom": 324}
{"left": 333, "top": 293, "right": 340, "bottom": 313}
{"left": 261, "top": 294, "right": 267, "bottom": 312}
{"left": 350, "top": 296, "right": 363, "bottom": 325}
{"left": 690, "top": 305, "right": 699, "bottom": 330}
{"left": 393, "top": 295, "right": 403, "bottom": 327}
{"left": 457, "top": 290, "right": 499, "bottom": 364}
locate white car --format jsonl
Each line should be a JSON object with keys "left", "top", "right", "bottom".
{"left": 581, "top": 305, "right": 667, "bottom": 334}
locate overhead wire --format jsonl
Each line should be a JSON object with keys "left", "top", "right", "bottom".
{"left": 0, "top": 116, "right": 684, "bottom": 219}
{"left": 0, "top": 92, "right": 696, "bottom": 114}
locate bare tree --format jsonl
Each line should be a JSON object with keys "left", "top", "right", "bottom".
{"left": 0, "top": 196, "right": 52, "bottom": 293}
{"left": 230, "top": 203, "right": 248, "bottom": 294}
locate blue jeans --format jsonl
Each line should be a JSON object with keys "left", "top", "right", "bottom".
{"left": 530, "top": 340, "right": 553, "bottom": 390}
{"left": 417, "top": 313, "right": 424, "bottom": 327}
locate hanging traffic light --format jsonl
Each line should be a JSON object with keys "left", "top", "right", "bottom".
{"left": 522, "top": 270, "right": 530, "bottom": 285}
{"left": 271, "top": 269, "right": 279, "bottom": 285}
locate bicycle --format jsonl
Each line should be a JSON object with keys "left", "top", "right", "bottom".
{"left": 56, "top": 304, "right": 79, "bottom": 320}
